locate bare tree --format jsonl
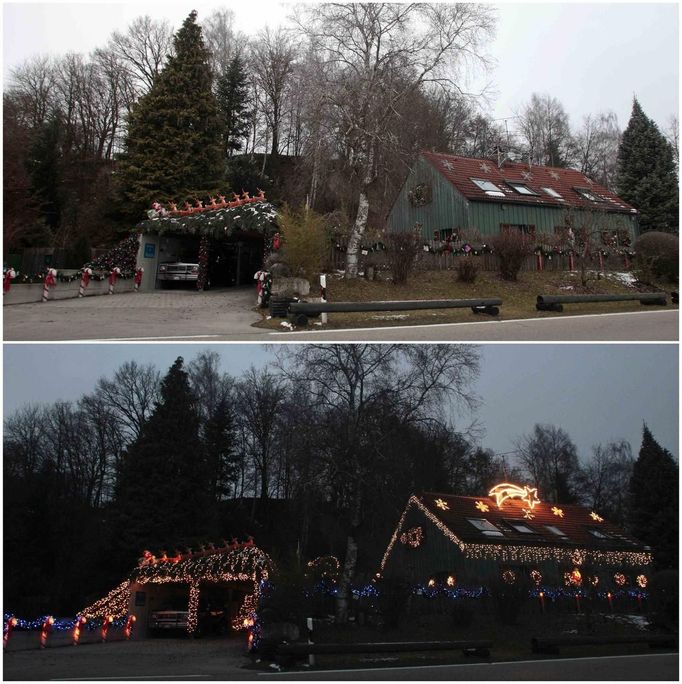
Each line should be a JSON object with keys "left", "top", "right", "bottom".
{"left": 295, "top": 3, "right": 495, "bottom": 277}
{"left": 95, "top": 361, "right": 160, "bottom": 441}
{"left": 234, "top": 366, "right": 287, "bottom": 500}
{"left": 665, "top": 115, "right": 679, "bottom": 169}
{"left": 277, "top": 344, "right": 479, "bottom": 622}
{"left": 515, "top": 424, "right": 582, "bottom": 504}
{"left": 8, "top": 56, "right": 57, "bottom": 129}
{"left": 517, "top": 93, "right": 572, "bottom": 167}
{"left": 572, "top": 112, "right": 621, "bottom": 189}
{"left": 250, "top": 27, "right": 297, "bottom": 157}
{"left": 202, "top": 8, "right": 247, "bottom": 77}
{"left": 107, "top": 15, "right": 173, "bottom": 96}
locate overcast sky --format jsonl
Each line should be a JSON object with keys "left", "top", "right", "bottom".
{"left": 4, "top": 343, "right": 678, "bottom": 464}
{"left": 3, "top": 2, "right": 678, "bottom": 131}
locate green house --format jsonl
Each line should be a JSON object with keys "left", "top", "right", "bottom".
{"left": 387, "top": 152, "right": 639, "bottom": 244}
{"left": 380, "top": 490, "right": 652, "bottom": 594}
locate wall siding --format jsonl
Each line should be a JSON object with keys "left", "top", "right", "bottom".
{"left": 387, "top": 157, "right": 470, "bottom": 236}
{"left": 387, "top": 157, "right": 639, "bottom": 241}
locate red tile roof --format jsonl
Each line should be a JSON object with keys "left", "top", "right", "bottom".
{"left": 422, "top": 151, "right": 637, "bottom": 215}
{"left": 419, "top": 491, "right": 646, "bottom": 551}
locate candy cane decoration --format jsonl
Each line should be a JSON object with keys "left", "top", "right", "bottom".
{"left": 42, "top": 269, "right": 57, "bottom": 302}
{"left": 101, "top": 615, "right": 113, "bottom": 642}
{"left": 133, "top": 267, "right": 144, "bottom": 292}
{"left": 72, "top": 616, "right": 87, "bottom": 645}
{"left": 4, "top": 616, "right": 17, "bottom": 649}
{"left": 124, "top": 615, "right": 136, "bottom": 640}
{"left": 108, "top": 267, "right": 121, "bottom": 295}
{"left": 3, "top": 268, "right": 16, "bottom": 294}
{"left": 40, "top": 616, "right": 54, "bottom": 648}
{"left": 78, "top": 268, "right": 92, "bottom": 298}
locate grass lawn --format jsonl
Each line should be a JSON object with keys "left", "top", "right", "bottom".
{"left": 255, "top": 269, "right": 676, "bottom": 330}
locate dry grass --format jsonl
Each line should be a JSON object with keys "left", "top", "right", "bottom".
{"left": 254, "top": 270, "right": 676, "bottom": 330}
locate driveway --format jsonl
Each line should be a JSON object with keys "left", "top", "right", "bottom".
{"left": 3, "top": 288, "right": 269, "bottom": 341}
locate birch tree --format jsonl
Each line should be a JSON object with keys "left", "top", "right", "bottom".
{"left": 295, "top": 3, "right": 495, "bottom": 277}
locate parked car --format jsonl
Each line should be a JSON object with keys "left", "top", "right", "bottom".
{"left": 157, "top": 262, "right": 199, "bottom": 288}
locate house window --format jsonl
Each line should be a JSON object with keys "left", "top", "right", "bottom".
{"left": 506, "top": 521, "right": 537, "bottom": 534}
{"left": 542, "top": 187, "right": 563, "bottom": 199}
{"left": 507, "top": 181, "right": 538, "bottom": 195}
{"left": 545, "top": 525, "right": 568, "bottom": 538}
{"left": 471, "top": 178, "right": 505, "bottom": 197}
{"left": 587, "top": 528, "right": 609, "bottom": 539}
{"left": 500, "top": 224, "right": 536, "bottom": 236}
{"left": 574, "top": 187, "right": 603, "bottom": 202}
{"left": 466, "top": 518, "right": 504, "bottom": 537}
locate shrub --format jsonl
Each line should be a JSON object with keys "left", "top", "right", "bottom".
{"left": 455, "top": 257, "right": 479, "bottom": 283}
{"left": 490, "top": 231, "right": 534, "bottom": 281}
{"left": 634, "top": 231, "right": 679, "bottom": 283}
{"left": 385, "top": 231, "right": 421, "bottom": 284}
{"left": 279, "top": 205, "right": 328, "bottom": 278}
{"left": 649, "top": 569, "right": 678, "bottom": 632}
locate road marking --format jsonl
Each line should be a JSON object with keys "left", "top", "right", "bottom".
{"left": 269, "top": 309, "right": 678, "bottom": 335}
{"left": 53, "top": 675, "right": 210, "bottom": 681}
{"left": 89, "top": 334, "right": 222, "bottom": 342}
{"left": 257, "top": 651, "right": 677, "bottom": 675}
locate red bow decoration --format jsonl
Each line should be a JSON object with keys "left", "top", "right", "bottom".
{"left": 81, "top": 270, "right": 91, "bottom": 287}
{"left": 134, "top": 268, "right": 144, "bottom": 286}
{"left": 44, "top": 269, "right": 57, "bottom": 288}
{"left": 273, "top": 233, "right": 281, "bottom": 250}
{"left": 108, "top": 268, "right": 120, "bottom": 286}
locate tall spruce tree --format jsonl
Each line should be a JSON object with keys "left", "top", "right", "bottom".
{"left": 113, "top": 357, "right": 214, "bottom": 565}
{"left": 629, "top": 425, "right": 678, "bottom": 570}
{"left": 616, "top": 98, "right": 679, "bottom": 233}
{"left": 216, "top": 55, "right": 251, "bottom": 157}
{"left": 117, "top": 11, "right": 223, "bottom": 219}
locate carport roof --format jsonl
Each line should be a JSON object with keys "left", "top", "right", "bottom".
{"left": 137, "top": 202, "right": 278, "bottom": 237}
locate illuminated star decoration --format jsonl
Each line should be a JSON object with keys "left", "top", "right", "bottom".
{"left": 551, "top": 506, "right": 564, "bottom": 518}
{"left": 590, "top": 511, "right": 604, "bottom": 522}
{"left": 434, "top": 498, "right": 450, "bottom": 511}
{"left": 479, "top": 162, "right": 492, "bottom": 174}
{"left": 521, "top": 171, "right": 534, "bottom": 181}
{"left": 523, "top": 508, "right": 535, "bottom": 520}
{"left": 549, "top": 170, "right": 560, "bottom": 180}
{"left": 441, "top": 160, "right": 455, "bottom": 171}
{"left": 475, "top": 500, "right": 490, "bottom": 513}
{"left": 488, "top": 483, "right": 540, "bottom": 510}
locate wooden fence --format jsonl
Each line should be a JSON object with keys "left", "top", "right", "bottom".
{"left": 328, "top": 244, "right": 632, "bottom": 274}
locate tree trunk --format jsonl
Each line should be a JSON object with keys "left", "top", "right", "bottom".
{"left": 335, "top": 489, "right": 361, "bottom": 623}
{"left": 345, "top": 145, "right": 375, "bottom": 279}
{"left": 345, "top": 186, "right": 369, "bottom": 279}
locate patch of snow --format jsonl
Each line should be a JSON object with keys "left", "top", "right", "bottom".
{"left": 559, "top": 285, "right": 575, "bottom": 290}
{"left": 313, "top": 321, "right": 323, "bottom": 326}
{"left": 371, "top": 314, "right": 409, "bottom": 320}
{"left": 607, "top": 271, "right": 637, "bottom": 287}
{"left": 604, "top": 613, "right": 650, "bottom": 630}
{"left": 266, "top": 316, "right": 272, "bottom": 320}
{"left": 280, "top": 321, "right": 293, "bottom": 330}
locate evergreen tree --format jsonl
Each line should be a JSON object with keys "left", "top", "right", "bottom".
{"left": 113, "top": 357, "right": 214, "bottom": 565}
{"left": 116, "top": 11, "right": 223, "bottom": 219}
{"left": 629, "top": 425, "right": 678, "bottom": 570}
{"left": 28, "top": 115, "right": 63, "bottom": 233}
{"left": 616, "top": 98, "right": 679, "bottom": 233}
{"left": 216, "top": 55, "right": 252, "bottom": 157}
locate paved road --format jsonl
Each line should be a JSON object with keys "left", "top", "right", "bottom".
{"left": 3, "top": 639, "right": 676, "bottom": 681}
{"left": 276, "top": 310, "right": 679, "bottom": 342}
{"left": 260, "top": 653, "right": 678, "bottom": 681}
{"left": 4, "top": 289, "right": 677, "bottom": 341}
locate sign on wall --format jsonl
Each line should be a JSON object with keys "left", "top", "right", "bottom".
{"left": 144, "top": 243, "right": 156, "bottom": 259}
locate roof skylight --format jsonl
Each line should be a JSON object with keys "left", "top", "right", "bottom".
{"left": 471, "top": 178, "right": 505, "bottom": 197}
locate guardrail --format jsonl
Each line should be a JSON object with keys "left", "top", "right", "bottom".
{"left": 274, "top": 639, "right": 492, "bottom": 665}
{"left": 288, "top": 298, "right": 502, "bottom": 327}
{"left": 531, "top": 634, "right": 677, "bottom": 655}
{"left": 536, "top": 293, "right": 667, "bottom": 312}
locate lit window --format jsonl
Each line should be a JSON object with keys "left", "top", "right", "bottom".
{"left": 466, "top": 518, "right": 504, "bottom": 537}
{"left": 545, "top": 525, "right": 568, "bottom": 538}
{"left": 471, "top": 178, "right": 505, "bottom": 197}
{"left": 574, "top": 187, "right": 603, "bottom": 202}
{"left": 507, "top": 181, "right": 537, "bottom": 195}
{"left": 542, "top": 187, "right": 563, "bottom": 199}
